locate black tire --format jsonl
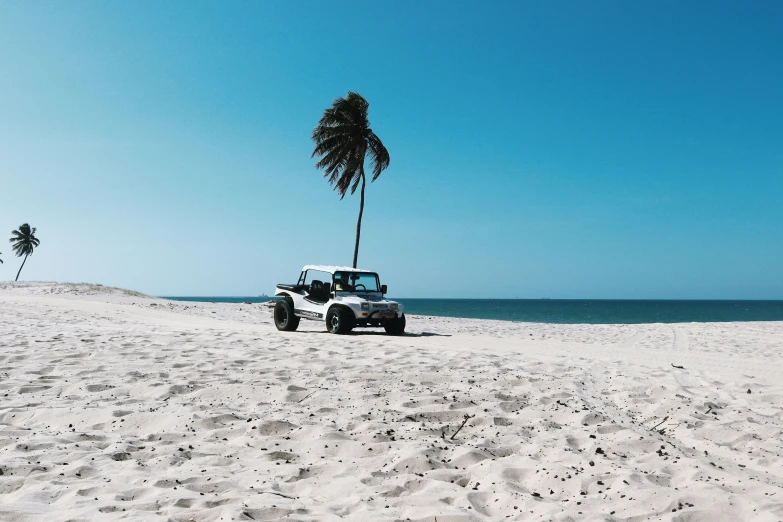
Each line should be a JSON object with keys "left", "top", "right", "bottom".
{"left": 384, "top": 313, "right": 406, "bottom": 335}
{"left": 326, "top": 306, "right": 353, "bottom": 334}
{"left": 274, "top": 299, "right": 300, "bottom": 332}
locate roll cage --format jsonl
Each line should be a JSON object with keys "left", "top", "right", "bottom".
{"left": 295, "top": 269, "right": 384, "bottom": 294}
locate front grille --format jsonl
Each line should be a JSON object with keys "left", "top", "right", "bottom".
{"left": 373, "top": 304, "right": 388, "bottom": 309}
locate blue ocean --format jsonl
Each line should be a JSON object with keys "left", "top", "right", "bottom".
{"left": 161, "top": 297, "right": 783, "bottom": 324}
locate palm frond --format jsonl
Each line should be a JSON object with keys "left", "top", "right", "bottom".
{"left": 334, "top": 151, "right": 362, "bottom": 199}
{"left": 366, "top": 133, "right": 390, "bottom": 181}
{"left": 317, "top": 146, "right": 353, "bottom": 184}
{"left": 312, "top": 134, "right": 346, "bottom": 156}
{"left": 350, "top": 169, "right": 363, "bottom": 194}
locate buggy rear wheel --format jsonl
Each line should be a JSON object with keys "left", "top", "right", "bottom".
{"left": 274, "top": 299, "right": 300, "bottom": 331}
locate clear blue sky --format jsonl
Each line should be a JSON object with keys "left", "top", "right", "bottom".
{"left": 1, "top": 1, "right": 781, "bottom": 298}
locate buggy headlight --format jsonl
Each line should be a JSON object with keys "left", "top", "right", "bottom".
{"left": 361, "top": 302, "right": 370, "bottom": 310}
{"left": 390, "top": 303, "right": 399, "bottom": 311}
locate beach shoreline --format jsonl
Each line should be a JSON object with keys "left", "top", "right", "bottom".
{"left": 1, "top": 283, "right": 781, "bottom": 521}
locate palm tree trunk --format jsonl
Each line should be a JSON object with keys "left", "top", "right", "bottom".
{"left": 15, "top": 253, "right": 28, "bottom": 282}
{"left": 353, "top": 169, "right": 366, "bottom": 268}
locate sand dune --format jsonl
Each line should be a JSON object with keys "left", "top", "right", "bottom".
{"left": 1, "top": 283, "right": 782, "bottom": 521}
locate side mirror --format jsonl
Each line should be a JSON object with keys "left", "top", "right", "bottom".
{"left": 381, "top": 284, "right": 387, "bottom": 294}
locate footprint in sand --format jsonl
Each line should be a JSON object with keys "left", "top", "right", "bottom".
{"left": 86, "top": 384, "right": 114, "bottom": 392}
{"left": 256, "top": 420, "right": 298, "bottom": 436}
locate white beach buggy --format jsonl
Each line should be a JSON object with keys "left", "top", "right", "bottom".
{"left": 273, "top": 265, "right": 405, "bottom": 335}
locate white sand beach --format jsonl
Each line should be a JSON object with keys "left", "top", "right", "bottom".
{"left": 1, "top": 283, "right": 782, "bottom": 521}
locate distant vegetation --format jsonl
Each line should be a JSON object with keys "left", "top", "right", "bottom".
{"left": 0, "top": 281, "right": 148, "bottom": 297}
{"left": 312, "top": 91, "right": 390, "bottom": 268}
{"left": 9, "top": 223, "right": 40, "bottom": 281}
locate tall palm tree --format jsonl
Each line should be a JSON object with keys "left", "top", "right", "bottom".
{"left": 10, "top": 223, "right": 40, "bottom": 281}
{"left": 312, "top": 92, "right": 390, "bottom": 268}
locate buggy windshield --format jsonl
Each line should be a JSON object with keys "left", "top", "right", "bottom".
{"left": 333, "top": 271, "right": 380, "bottom": 292}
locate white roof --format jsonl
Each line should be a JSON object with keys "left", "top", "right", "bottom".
{"left": 302, "top": 265, "right": 375, "bottom": 274}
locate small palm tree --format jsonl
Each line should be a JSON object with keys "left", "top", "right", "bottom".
{"left": 10, "top": 224, "right": 40, "bottom": 281}
{"left": 312, "top": 91, "right": 390, "bottom": 268}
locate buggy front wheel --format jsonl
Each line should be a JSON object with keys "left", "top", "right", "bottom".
{"left": 384, "top": 314, "right": 406, "bottom": 335}
{"left": 326, "top": 307, "right": 353, "bottom": 334}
